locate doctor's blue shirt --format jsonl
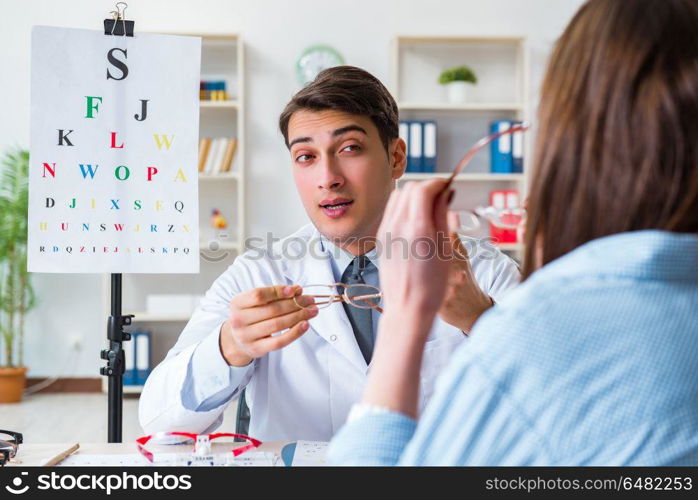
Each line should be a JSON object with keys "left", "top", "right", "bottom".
{"left": 328, "top": 231, "right": 698, "bottom": 465}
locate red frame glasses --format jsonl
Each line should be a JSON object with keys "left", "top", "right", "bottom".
{"left": 136, "top": 432, "right": 262, "bottom": 464}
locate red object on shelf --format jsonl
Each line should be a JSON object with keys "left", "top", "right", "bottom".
{"left": 490, "top": 189, "right": 520, "bottom": 244}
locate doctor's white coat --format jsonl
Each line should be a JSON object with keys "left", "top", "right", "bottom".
{"left": 139, "top": 224, "right": 520, "bottom": 441}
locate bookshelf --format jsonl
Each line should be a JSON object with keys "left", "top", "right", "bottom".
{"left": 199, "top": 100, "right": 239, "bottom": 109}
{"left": 101, "top": 33, "right": 246, "bottom": 394}
{"left": 391, "top": 35, "right": 530, "bottom": 258}
{"left": 198, "top": 172, "right": 241, "bottom": 181}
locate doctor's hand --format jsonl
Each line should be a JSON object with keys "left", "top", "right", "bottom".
{"left": 219, "top": 285, "right": 318, "bottom": 367}
{"left": 438, "top": 211, "right": 494, "bottom": 334}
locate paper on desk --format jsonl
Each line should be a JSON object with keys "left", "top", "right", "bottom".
{"left": 227, "top": 452, "right": 281, "bottom": 466}
{"left": 56, "top": 452, "right": 281, "bottom": 467}
{"left": 55, "top": 454, "right": 150, "bottom": 466}
{"left": 30, "top": 443, "right": 80, "bottom": 466}
{"left": 292, "top": 441, "right": 328, "bottom": 466}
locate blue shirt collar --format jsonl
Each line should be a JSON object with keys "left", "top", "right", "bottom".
{"left": 319, "top": 234, "right": 380, "bottom": 283}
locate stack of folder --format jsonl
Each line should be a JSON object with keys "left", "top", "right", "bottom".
{"left": 124, "top": 330, "right": 152, "bottom": 386}
{"left": 489, "top": 120, "right": 524, "bottom": 174}
{"left": 198, "top": 137, "right": 238, "bottom": 175}
{"left": 399, "top": 120, "right": 437, "bottom": 173}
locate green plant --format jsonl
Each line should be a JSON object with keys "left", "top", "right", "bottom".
{"left": 0, "top": 149, "right": 36, "bottom": 368}
{"left": 438, "top": 65, "right": 478, "bottom": 85}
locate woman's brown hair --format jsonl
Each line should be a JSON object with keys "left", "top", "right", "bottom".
{"left": 522, "top": 0, "right": 698, "bottom": 279}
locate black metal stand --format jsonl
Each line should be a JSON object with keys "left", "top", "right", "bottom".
{"left": 98, "top": 4, "right": 137, "bottom": 443}
{"left": 100, "top": 274, "right": 134, "bottom": 443}
{"left": 97, "top": 4, "right": 137, "bottom": 443}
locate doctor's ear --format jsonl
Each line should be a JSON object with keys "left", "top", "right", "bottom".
{"left": 389, "top": 137, "right": 407, "bottom": 180}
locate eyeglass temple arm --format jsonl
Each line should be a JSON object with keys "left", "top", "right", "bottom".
{"left": 350, "top": 293, "right": 381, "bottom": 300}
{"left": 347, "top": 293, "right": 383, "bottom": 314}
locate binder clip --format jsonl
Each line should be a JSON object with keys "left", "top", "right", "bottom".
{"left": 104, "top": 2, "right": 134, "bottom": 37}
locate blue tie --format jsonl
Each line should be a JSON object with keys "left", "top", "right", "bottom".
{"left": 340, "top": 255, "right": 374, "bottom": 364}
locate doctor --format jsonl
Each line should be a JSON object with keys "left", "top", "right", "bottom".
{"left": 139, "top": 66, "right": 520, "bottom": 441}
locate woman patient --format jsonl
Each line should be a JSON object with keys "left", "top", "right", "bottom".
{"left": 329, "top": 0, "right": 698, "bottom": 465}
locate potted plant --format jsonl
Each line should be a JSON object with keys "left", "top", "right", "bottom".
{"left": 438, "top": 65, "right": 478, "bottom": 103}
{"left": 0, "top": 149, "right": 36, "bottom": 403}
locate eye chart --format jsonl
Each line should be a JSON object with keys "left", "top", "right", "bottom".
{"left": 28, "top": 26, "right": 201, "bottom": 273}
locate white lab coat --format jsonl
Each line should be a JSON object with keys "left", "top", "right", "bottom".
{"left": 139, "top": 224, "right": 520, "bottom": 441}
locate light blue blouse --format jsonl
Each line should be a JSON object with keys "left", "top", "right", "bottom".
{"left": 328, "top": 230, "right": 698, "bottom": 465}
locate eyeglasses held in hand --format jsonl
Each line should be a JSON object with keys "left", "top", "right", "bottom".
{"left": 295, "top": 284, "right": 383, "bottom": 313}
{"left": 0, "top": 429, "right": 23, "bottom": 466}
{"left": 136, "top": 432, "right": 263, "bottom": 466}
{"left": 443, "top": 122, "right": 530, "bottom": 193}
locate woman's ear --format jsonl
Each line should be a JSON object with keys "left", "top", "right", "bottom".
{"left": 390, "top": 137, "right": 407, "bottom": 180}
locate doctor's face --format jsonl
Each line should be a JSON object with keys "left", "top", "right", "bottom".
{"left": 288, "top": 109, "right": 406, "bottom": 250}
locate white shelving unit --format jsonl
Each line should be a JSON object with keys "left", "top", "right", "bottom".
{"left": 199, "top": 100, "right": 239, "bottom": 109}
{"left": 126, "top": 312, "right": 193, "bottom": 322}
{"left": 391, "top": 35, "right": 530, "bottom": 258}
{"left": 101, "top": 33, "right": 245, "bottom": 394}
{"left": 401, "top": 172, "right": 524, "bottom": 182}
{"left": 123, "top": 385, "right": 145, "bottom": 394}
{"left": 199, "top": 240, "right": 241, "bottom": 252}
{"left": 399, "top": 102, "right": 524, "bottom": 112}
{"left": 198, "top": 171, "right": 241, "bottom": 181}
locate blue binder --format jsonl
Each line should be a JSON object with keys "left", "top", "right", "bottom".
{"left": 422, "top": 121, "right": 437, "bottom": 173}
{"left": 511, "top": 120, "right": 524, "bottom": 173}
{"left": 490, "top": 120, "right": 513, "bottom": 174}
{"left": 123, "top": 329, "right": 138, "bottom": 386}
{"left": 135, "top": 331, "right": 152, "bottom": 385}
{"left": 408, "top": 121, "right": 423, "bottom": 172}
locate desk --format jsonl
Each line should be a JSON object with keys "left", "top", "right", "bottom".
{"left": 10, "top": 441, "right": 291, "bottom": 466}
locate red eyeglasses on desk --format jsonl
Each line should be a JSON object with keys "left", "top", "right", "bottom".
{"left": 136, "top": 431, "right": 265, "bottom": 466}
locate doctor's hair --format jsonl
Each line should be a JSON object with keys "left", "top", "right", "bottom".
{"left": 522, "top": 0, "right": 698, "bottom": 279}
{"left": 279, "top": 65, "right": 399, "bottom": 152}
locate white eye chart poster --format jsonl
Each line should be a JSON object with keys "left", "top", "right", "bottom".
{"left": 28, "top": 26, "right": 201, "bottom": 273}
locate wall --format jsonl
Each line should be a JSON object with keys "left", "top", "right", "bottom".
{"left": 0, "top": 0, "right": 585, "bottom": 376}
